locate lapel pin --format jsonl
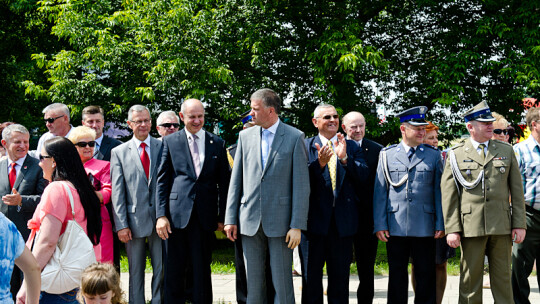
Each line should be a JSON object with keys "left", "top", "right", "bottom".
{"left": 24, "top": 166, "right": 27, "bottom": 169}
{"left": 210, "top": 140, "right": 213, "bottom": 144}
{"left": 419, "top": 147, "right": 424, "bottom": 152}
{"left": 500, "top": 167, "right": 506, "bottom": 173}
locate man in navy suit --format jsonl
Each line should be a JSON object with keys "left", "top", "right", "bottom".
{"left": 373, "top": 106, "right": 444, "bottom": 303}
{"left": 156, "top": 99, "right": 230, "bottom": 304}
{"left": 342, "top": 111, "right": 383, "bottom": 304}
{"left": 301, "top": 104, "right": 368, "bottom": 303}
{"left": 82, "top": 105, "right": 122, "bottom": 162}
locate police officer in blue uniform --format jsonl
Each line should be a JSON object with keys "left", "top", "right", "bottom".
{"left": 373, "top": 106, "right": 444, "bottom": 304}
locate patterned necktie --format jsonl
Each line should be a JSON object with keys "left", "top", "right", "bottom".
{"left": 9, "top": 162, "right": 16, "bottom": 188}
{"left": 140, "top": 142, "right": 150, "bottom": 179}
{"left": 407, "top": 147, "right": 416, "bottom": 161}
{"left": 190, "top": 134, "right": 201, "bottom": 177}
{"left": 328, "top": 141, "right": 337, "bottom": 191}
{"left": 261, "top": 129, "right": 270, "bottom": 168}
{"left": 478, "top": 143, "right": 486, "bottom": 162}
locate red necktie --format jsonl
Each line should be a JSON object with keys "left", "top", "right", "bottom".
{"left": 9, "top": 163, "right": 16, "bottom": 188}
{"left": 140, "top": 142, "right": 150, "bottom": 179}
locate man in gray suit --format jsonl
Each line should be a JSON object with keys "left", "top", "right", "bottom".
{"left": 1, "top": 124, "right": 48, "bottom": 299}
{"left": 111, "top": 105, "right": 163, "bottom": 304}
{"left": 224, "top": 88, "right": 310, "bottom": 304}
{"left": 373, "top": 106, "right": 444, "bottom": 303}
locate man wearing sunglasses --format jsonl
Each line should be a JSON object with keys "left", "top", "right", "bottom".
{"left": 156, "top": 110, "right": 180, "bottom": 139}
{"left": 300, "top": 104, "right": 368, "bottom": 303}
{"left": 35, "top": 103, "right": 73, "bottom": 157}
{"left": 0, "top": 124, "right": 48, "bottom": 299}
{"left": 82, "top": 105, "right": 122, "bottom": 162}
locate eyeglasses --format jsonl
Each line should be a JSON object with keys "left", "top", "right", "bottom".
{"left": 130, "top": 119, "right": 151, "bottom": 126}
{"left": 317, "top": 114, "right": 339, "bottom": 120}
{"left": 39, "top": 154, "right": 53, "bottom": 162}
{"left": 493, "top": 129, "right": 508, "bottom": 135}
{"left": 159, "top": 123, "right": 180, "bottom": 128}
{"left": 75, "top": 141, "right": 96, "bottom": 148}
{"left": 44, "top": 115, "right": 64, "bottom": 124}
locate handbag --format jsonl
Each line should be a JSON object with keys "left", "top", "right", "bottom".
{"left": 36, "top": 182, "right": 97, "bottom": 294}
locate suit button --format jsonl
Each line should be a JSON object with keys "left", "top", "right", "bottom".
{"left": 486, "top": 199, "right": 489, "bottom": 202}
{"left": 408, "top": 199, "right": 412, "bottom": 202}
{"left": 487, "top": 188, "right": 490, "bottom": 191}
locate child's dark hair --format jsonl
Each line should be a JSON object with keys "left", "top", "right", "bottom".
{"left": 78, "top": 263, "right": 126, "bottom": 304}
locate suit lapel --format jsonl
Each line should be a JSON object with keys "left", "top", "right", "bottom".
{"left": 129, "top": 139, "right": 148, "bottom": 183}
{"left": 148, "top": 137, "right": 161, "bottom": 184}
{"left": 180, "top": 129, "right": 197, "bottom": 179}
{"left": 463, "top": 139, "right": 484, "bottom": 165}
{"left": 262, "top": 123, "right": 285, "bottom": 176}
{"left": 485, "top": 140, "right": 498, "bottom": 164}
{"left": 254, "top": 126, "right": 263, "bottom": 174}
{"left": 396, "top": 143, "right": 410, "bottom": 167}
{"left": 13, "top": 157, "right": 31, "bottom": 190}
{"left": 409, "top": 146, "right": 425, "bottom": 169}
{"left": 0, "top": 159, "right": 9, "bottom": 193}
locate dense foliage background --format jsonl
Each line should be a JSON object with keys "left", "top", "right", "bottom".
{"left": 2, "top": 0, "right": 539, "bottom": 145}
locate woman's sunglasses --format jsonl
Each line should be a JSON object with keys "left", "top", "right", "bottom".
{"left": 39, "top": 155, "right": 53, "bottom": 162}
{"left": 75, "top": 141, "right": 96, "bottom": 148}
{"left": 493, "top": 129, "right": 508, "bottom": 135}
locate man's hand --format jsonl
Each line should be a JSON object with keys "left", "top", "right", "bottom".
{"left": 2, "top": 188, "right": 22, "bottom": 206}
{"left": 447, "top": 232, "right": 461, "bottom": 248}
{"left": 334, "top": 133, "right": 347, "bottom": 161}
{"left": 434, "top": 230, "right": 445, "bottom": 239}
{"left": 156, "top": 216, "right": 171, "bottom": 240}
{"left": 512, "top": 228, "right": 526, "bottom": 244}
{"left": 117, "top": 228, "right": 132, "bottom": 243}
{"left": 216, "top": 222, "right": 224, "bottom": 232}
{"left": 224, "top": 224, "right": 237, "bottom": 242}
{"left": 315, "top": 143, "right": 333, "bottom": 168}
{"left": 285, "top": 228, "right": 301, "bottom": 249}
{"left": 376, "top": 230, "right": 390, "bottom": 242}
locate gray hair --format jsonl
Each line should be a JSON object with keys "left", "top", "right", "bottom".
{"left": 157, "top": 110, "right": 179, "bottom": 125}
{"left": 2, "top": 124, "right": 29, "bottom": 142}
{"left": 313, "top": 104, "right": 335, "bottom": 118}
{"left": 251, "top": 89, "right": 281, "bottom": 115}
{"left": 128, "top": 105, "right": 151, "bottom": 121}
{"left": 43, "top": 103, "right": 70, "bottom": 122}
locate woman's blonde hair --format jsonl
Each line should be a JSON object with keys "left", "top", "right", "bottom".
{"left": 68, "top": 126, "right": 96, "bottom": 144}
{"left": 78, "top": 263, "right": 126, "bottom": 304}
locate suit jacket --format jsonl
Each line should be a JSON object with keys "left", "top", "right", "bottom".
{"left": 96, "top": 136, "right": 122, "bottom": 162}
{"left": 0, "top": 155, "right": 48, "bottom": 240}
{"left": 441, "top": 139, "right": 526, "bottom": 237}
{"left": 110, "top": 136, "right": 163, "bottom": 238}
{"left": 373, "top": 143, "right": 444, "bottom": 237}
{"left": 224, "top": 121, "right": 310, "bottom": 237}
{"left": 305, "top": 136, "right": 368, "bottom": 237}
{"left": 353, "top": 138, "right": 383, "bottom": 232}
{"left": 156, "top": 129, "right": 230, "bottom": 231}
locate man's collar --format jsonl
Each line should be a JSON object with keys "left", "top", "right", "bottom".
{"left": 95, "top": 134, "right": 104, "bottom": 146}
{"left": 469, "top": 138, "right": 489, "bottom": 150}
{"left": 262, "top": 119, "right": 280, "bottom": 134}
{"left": 8, "top": 154, "right": 27, "bottom": 166}
{"left": 318, "top": 133, "right": 338, "bottom": 147}
{"left": 133, "top": 135, "right": 151, "bottom": 147}
{"left": 186, "top": 128, "right": 205, "bottom": 139}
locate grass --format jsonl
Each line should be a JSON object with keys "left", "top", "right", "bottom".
{"left": 119, "top": 239, "right": 463, "bottom": 275}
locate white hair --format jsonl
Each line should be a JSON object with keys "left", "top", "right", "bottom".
{"left": 157, "top": 110, "right": 179, "bottom": 125}
{"left": 313, "top": 104, "right": 335, "bottom": 118}
{"left": 2, "top": 124, "right": 29, "bottom": 142}
{"left": 128, "top": 105, "right": 151, "bottom": 121}
{"left": 42, "top": 103, "right": 70, "bottom": 122}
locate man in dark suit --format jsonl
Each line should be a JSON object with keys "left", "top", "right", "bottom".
{"left": 82, "top": 105, "right": 123, "bottom": 271}
{"left": 301, "top": 105, "right": 368, "bottom": 303}
{"left": 1, "top": 124, "right": 48, "bottom": 298}
{"left": 111, "top": 105, "right": 163, "bottom": 304}
{"left": 342, "top": 111, "right": 383, "bottom": 304}
{"left": 82, "top": 105, "right": 122, "bottom": 162}
{"left": 156, "top": 99, "right": 230, "bottom": 304}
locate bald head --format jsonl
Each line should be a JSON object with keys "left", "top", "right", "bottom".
{"left": 341, "top": 111, "right": 366, "bottom": 141}
{"left": 180, "top": 99, "right": 205, "bottom": 134}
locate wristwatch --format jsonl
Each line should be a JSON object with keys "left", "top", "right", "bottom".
{"left": 338, "top": 154, "right": 348, "bottom": 162}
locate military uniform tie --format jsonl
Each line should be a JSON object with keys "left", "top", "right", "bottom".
{"left": 328, "top": 141, "right": 337, "bottom": 191}
{"left": 478, "top": 143, "right": 486, "bottom": 162}
{"left": 407, "top": 147, "right": 416, "bottom": 161}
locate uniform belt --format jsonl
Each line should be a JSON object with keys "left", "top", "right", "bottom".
{"left": 526, "top": 205, "right": 540, "bottom": 215}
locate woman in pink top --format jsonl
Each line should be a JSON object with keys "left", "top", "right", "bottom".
{"left": 69, "top": 126, "right": 114, "bottom": 263}
{"left": 17, "top": 137, "right": 101, "bottom": 304}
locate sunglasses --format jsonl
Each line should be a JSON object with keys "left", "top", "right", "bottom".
{"left": 39, "top": 154, "right": 53, "bottom": 161}
{"left": 159, "top": 123, "right": 180, "bottom": 128}
{"left": 44, "top": 115, "right": 64, "bottom": 124}
{"left": 493, "top": 129, "right": 508, "bottom": 135}
{"left": 75, "top": 141, "right": 96, "bottom": 148}
{"left": 318, "top": 114, "right": 339, "bottom": 120}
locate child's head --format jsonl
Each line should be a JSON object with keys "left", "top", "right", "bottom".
{"left": 78, "top": 263, "right": 126, "bottom": 304}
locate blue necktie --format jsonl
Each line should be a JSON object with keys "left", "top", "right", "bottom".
{"left": 261, "top": 129, "right": 270, "bottom": 168}
{"left": 407, "top": 147, "right": 415, "bottom": 161}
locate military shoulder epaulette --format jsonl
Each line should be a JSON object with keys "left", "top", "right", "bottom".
{"left": 226, "top": 144, "right": 236, "bottom": 151}
{"left": 448, "top": 141, "right": 465, "bottom": 150}
{"left": 422, "top": 144, "right": 438, "bottom": 150}
{"left": 492, "top": 139, "right": 511, "bottom": 146}
{"left": 381, "top": 144, "right": 398, "bottom": 151}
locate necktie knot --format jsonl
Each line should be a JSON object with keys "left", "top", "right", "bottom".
{"left": 408, "top": 147, "right": 416, "bottom": 160}
{"left": 10, "top": 163, "right": 16, "bottom": 170}
{"left": 140, "top": 142, "right": 147, "bottom": 149}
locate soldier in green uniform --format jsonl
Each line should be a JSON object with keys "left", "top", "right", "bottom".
{"left": 441, "top": 101, "right": 526, "bottom": 303}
